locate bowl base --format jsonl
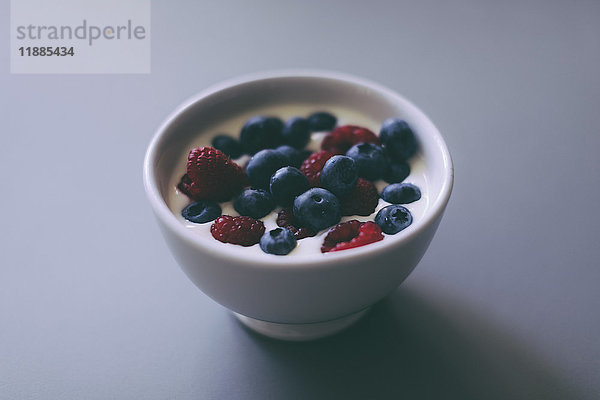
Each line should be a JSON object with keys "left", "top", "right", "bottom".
{"left": 234, "top": 308, "right": 370, "bottom": 341}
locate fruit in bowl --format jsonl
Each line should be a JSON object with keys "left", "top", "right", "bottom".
{"left": 143, "top": 71, "right": 453, "bottom": 340}
{"left": 172, "top": 109, "right": 425, "bottom": 257}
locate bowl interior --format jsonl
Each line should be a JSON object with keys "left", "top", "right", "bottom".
{"left": 145, "top": 72, "right": 453, "bottom": 266}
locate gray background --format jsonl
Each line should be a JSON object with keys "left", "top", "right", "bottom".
{"left": 2, "top": 1, "right": 599, "bottom": 399}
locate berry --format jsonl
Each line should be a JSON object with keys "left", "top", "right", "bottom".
{"left": 210, "top": 215, "right": 265, "bottom": 246}
{"left": 299, "top": 150, "right": 333, "bottom": 187}
{"left": 293, "top": 188, "right": 341, "bottom": 233}
{"left": 276, "top": 208, "right": 315, "bottom": 239}
{"left": 321, "top": 125, "right": 380, "bottom": 155}
{"left": 233, "top": 188, "right": 275, "bottom": 219}
{"left": 276, "top": 207, "right": 295, "bottom": 227}
{"left": 260, "top": 228, "right": 297, "bottom": 255}
{"left": 339, "top": 178, "right": 379, "bottom": 216}
{"left": 240, "top": 116, "right": 283, "bottom": 154}
{"left": 185, "top": 147, "right": 247, "bottom": 201}
{"left": 276, "top": 145, "right": 304, "bottom": 168}
{"left": 177, "top": 173, "right": 200, "bottom": 198}
{"left": 281, "top": 117, "right": 310, "bottom": 149}
{"left": 286, "top": 226, "right": 315, "bottom": 240}
{"left": 246, "top": 149, "right": 288, "bottom": 189}
{"left": 308, "top": 111, "right": 337, "bottom": 131}
{"left": 320, "top": 155, "right": 358, "bottom": 197}
{"left": 181, "top": 200, "right": 221, "bottom": 224}
{"left": 269, "top": 167, "right": 310, "bottom": 207}
{"left": 375, "top": 205, "right": 413, "bottom": 234}
{"left": 211, "top": 135, "right": 243, "bottom": 159}
{"left": 346, "top": 143, "right": 388, "bottom": 181}
{"left": 321, "top": 220, "right": 384, "bottom": 253}
{"left": 379, "top": 118, "right": 418, "bottom": 162}
{"left": 384, "top": 160, "right": 411, "bottom": 183}
{"left": 381, "top": 183, "right": 421, "bottom": 204}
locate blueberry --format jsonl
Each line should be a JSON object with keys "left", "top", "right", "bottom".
{"left": 276, "top": 145, "right": 303, "bottom": 168}
{"left": 308, "top": 111, "right": 337, "bottom": 131}
{"left": 282, "top": 117, "right": 310, "bottom": 149}
{"left": 246, "top": 149, "right": 288, "bottom": 189}
{"left": 233, "top": 188, "right": 275, "bottom": 219}
{"left": 293, "top": 188, "right": 341, "bottom": 232}
{"left": 380, "top": 118, "right": 418, "bottom": 162}
{"left": 375, "top": 204, "right": 413, "bottom": 234}
{"left": 211, "top": 135, "right": 243, "bottom": 159}
{"left": 270, "top": 167, "right": 310, "bottom": 206}
{"left": 381, "top": 183, "right": 421, "bottom": 204}
{"left": 260, "top": 228, "right": 297, "bottom": 255}
{"left": 240, "top": 116, "right": 283, "bottom": 155}
{"left": 383, "top": 160, "right": 411, "bottom": 183}
{"left": 346, "top": 143, "right": 388, "bottom": 181}
{"left": 320, "top": 155, "right": 358, "bottom": 197}
{"left": 181, "top": 200, "right": 221, "bottom": 223}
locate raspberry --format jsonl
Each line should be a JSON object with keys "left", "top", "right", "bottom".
{"left": 290, "top": 226, "right": 315, "bottom": 240}
{"left": 321, "top": 220, "right": 383, "bottom": 253}
{"left": 321, "top": 125, "right": 380, "bottom": 155}
{"left": 276, "top": 208, "right": 316, "bottom": 239}
{"left": 185, "top": 147, "right": 247, "bottom": 201}
{"left": 299, "top": 150, "right": 333, "bottom": 187}
{"left": 275, "top": 207, "right": 295, "bottom": 227}
{"left": 177, "top": 173, "right": 201, "bottom": 198}
{"left": 339, "top": 178, "right": 379, "bottom": 216}
{"left": 210, "top": 215, "right": 265, "bottom": 246}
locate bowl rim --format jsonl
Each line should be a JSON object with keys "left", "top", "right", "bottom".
{"left": 143, "top": 69, "right": 454, "bottom": 268}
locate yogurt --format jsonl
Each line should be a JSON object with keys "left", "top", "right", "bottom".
{"left": 167, "top": 103, "right": 429, "bottom": 257}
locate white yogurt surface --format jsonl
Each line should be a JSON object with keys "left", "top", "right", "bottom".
{"left": 167, "top": 103, "right": 429, "bottom": 257}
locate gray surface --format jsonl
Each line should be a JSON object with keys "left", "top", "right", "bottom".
{"left": 2, "top": 1, "right": 599, "bottom": 399}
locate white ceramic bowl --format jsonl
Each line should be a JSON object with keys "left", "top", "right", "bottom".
{"left": 143, "top": 70, "right": 453, "bottom": 340}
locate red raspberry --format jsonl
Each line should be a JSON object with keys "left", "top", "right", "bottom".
{"left": 299, "top": 150, "right": 333, "bottom": 187}
{"left": 339, "top": 178, "right": 379, "bottom": 216}
{"left": 184, "top": 147, "right": 247, "bottom": 201}
{"left": 321, "top": 220, "right": 383, "bottom": 253}
{"left": 276, "top": 207, "right": 294, "bottom": 227}
{"left": 177, "top": 173, "right": 200, "bottom": 198}
{"left": 286, "top": 225, "right": 315, "bottom": 240}
{"left": 210, "top": 215, "right": 265, "bottom": 246}
{"left": 276, "top": 208, "right": 316, "bottom": 240}
{"left": 321, "top": 125, "right": 380, "bottom": 155}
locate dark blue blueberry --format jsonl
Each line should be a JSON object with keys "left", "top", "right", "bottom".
{"left": 240, "top": 116, "right": 283, "bottom": 155}
{"left": 381, "top": 183, "right": 421, "bottom": 204}
{"left": 259, "top": 228, "right": 297, "bottom": 255}
{"left": 211, "top": 135, "right": 243, "bottom": 159}
{"left": 345, "top": 143, "right": 388, "bottom": 181}
{"left": 233, "top": 188, "right": 275, "bottom": 219}
{"left": 375, "top": 204, "right": 413, "bottom": 234}
{"left": 246, "top": 149, "right": 288, "bottom": 189}
{"left": 181, "top": 200, "right": 221, "bottom": 224}
{"left": 270, "top": 166, "right": 310, "bottom": 206}
{"left": 380, "top": 118, "right": 418, "bottom": 162}
{"left": 282, "top": 117, "right": 311, "bottom": 149}
{"left": 276, "top": 145, "right": 303, "bottom": 168}
{"left": 320, "top": 155, "right": 358, "bottom": 197}
{"left": 383, "top": 160, "right": 411, "bottom": 183}
{"left": 308, "top": 111, "right": 337, "bottom": 131}
{"left": 293, "top": 188, "right": 341, "bottom": 233}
